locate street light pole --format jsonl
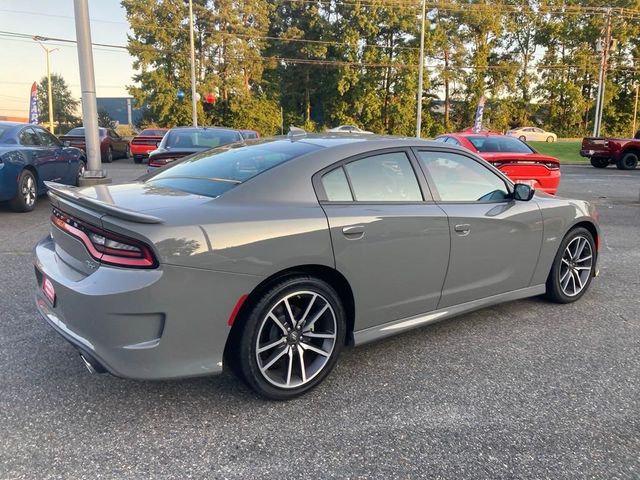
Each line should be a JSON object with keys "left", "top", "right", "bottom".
{"left": 188, "top": 0, "right": 198, "bottom": 127}
{"left": 34, "top": 39, "right": 58, "bottom": 134}
{"left": 73, "top": 0, "right": 109, "bottom": 185}
{"left": 415, "top": 0, "right": 426, "bottom": 138}
{"left": 593, "top": 8, "right": 612, "bottom": 137}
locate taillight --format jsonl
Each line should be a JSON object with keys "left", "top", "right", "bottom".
{"left": 51, "top": 208, "right": 157, "bottom": 268}
{"left": 543, "top": 162, "right": 560, "bottom": 170}
{"left": 148, "top": 157, "right": 176, "bottom": 167}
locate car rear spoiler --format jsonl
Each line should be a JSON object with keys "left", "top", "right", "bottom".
{"left": 44, "top": 181, "right": 163, "bottom": 224}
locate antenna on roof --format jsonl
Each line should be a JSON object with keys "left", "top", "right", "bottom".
{"left": 287, "top": 126, "right": 307, "bottom": 140}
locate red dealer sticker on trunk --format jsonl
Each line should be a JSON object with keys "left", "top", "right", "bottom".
{"left": 42, "top": 277, "right": 56, "bottom": 306}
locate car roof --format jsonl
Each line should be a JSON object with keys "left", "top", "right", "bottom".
{"left": 270, "top": 133, "right": 441, "bottom": 149}
{"left": 167, "top": 126, "right": 239, "bottom": 132}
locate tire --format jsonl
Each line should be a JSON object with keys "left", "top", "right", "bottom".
{"left": 590, "top": 157, "right": 609, "bottom": 168}
{"left": 76, "top": 159, "right": 86, "bottom": 186}
{"left": 519, "top": 135, "right": 527, "bottom": 142}
{"left": 9, "top": 169, "right": 37, "bottom": 212}
{"left": 616, "top": 152, "right": 638, "bottom": 170}
{"left": 133, "top": 155, "right": 143, "bottom": 164}
{"left": 545, "top": 227, "right": 596, "bottom": 304}
{"left": 104, "top": 147, "right": 113, "bottom": 163}
{"left": 124, "top": 144, "right": 131, "bottom": 159}
{"left": 546, "top": 136, "right": 555, "bottom": 143}
{"left": 235, "top": 276, "right": 346, "bottom": 400}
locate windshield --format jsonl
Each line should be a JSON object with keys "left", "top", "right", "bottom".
{"left": 140, "top": 129, "right": 167, "bottom": 137}
{"left": 0, "top": 126, "right": 8, "bottom": 138}
{"left": 162, "top": 129, "right": 241, "bottom": 149}
{"left": 467, "top": 136, "right": 534, "bottom": 153}
{"left": 146, "top": 139, "right": 321, "bottom": 198}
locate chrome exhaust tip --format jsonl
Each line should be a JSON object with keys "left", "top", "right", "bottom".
{"left": 79, "top": 353, "right": 97, "bottom": 374}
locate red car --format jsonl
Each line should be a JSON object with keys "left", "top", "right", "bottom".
{"left": 435, "top": 132, "right": 561, "bottom": 194}
{"left": 130, "top": 128, "right": 169, "bottom": 164}
{"left": 59, "top": 127, "right": 130, "bottom": 163}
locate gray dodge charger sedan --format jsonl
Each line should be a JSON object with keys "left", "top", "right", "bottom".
{"left": 34, "top": 134, "right": 600, "bottom": 399}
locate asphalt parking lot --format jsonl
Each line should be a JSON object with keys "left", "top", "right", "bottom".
{"left": 1, "top": 162, "right": 638, "bottom": 479}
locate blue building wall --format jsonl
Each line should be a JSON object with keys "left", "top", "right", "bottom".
{"left": 96, "top": 97, "right": 145, "bottom": 125}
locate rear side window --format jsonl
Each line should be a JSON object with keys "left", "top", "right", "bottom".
{"left": 164, "top": 129, "right": 241, "bottom": 149}
{"left": 147, "top": 140, "right": 320, "bottom": 198}
{"left": 140, "top": 129, "right": 167, "bottom": 137}
{"left": 343, "top": 152, "right": 422, "bottom": 202}
{"left": 35, "top": 128, "right": 61, "bottom": 147}
{"left": 322, "top": 168, "right": 353, "bottom": 201}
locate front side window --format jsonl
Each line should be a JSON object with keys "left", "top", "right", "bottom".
{"left": 418, "top": 151, "right": 510, "bottom": 202}
{"left": 35, "top": 128, "right": 61, "bottom": 147}
{"left": 19, "top": 128, "right": 40, "bottom": 146}
{"left": 343, "top": 152, "right": 423, "bottom": 202}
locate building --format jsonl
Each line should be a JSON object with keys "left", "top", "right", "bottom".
{"left": 95, "top": 97, "right": 145, "bottom": 126}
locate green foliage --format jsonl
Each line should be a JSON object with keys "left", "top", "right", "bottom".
{"left": 122, "top": 0, "right": 640, "bottom": 138}
{"left": 37, "top": 74, "right": 80, "bottom": 132}
{"left": 97, "top": 109, "right": 117, "bottom": 129}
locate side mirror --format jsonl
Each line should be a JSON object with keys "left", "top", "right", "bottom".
{"left": 63, "top": 140, "right": 71, "bottom": 147}
{"left": 513, "top": 183, "right": 535, "bottom": 201}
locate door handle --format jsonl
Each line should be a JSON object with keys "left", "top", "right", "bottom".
{"left": 454, "top": 224, "right": 471, "bottom": 236}
{"left": 342, "top": 225, "right": 365, "bottom": 239}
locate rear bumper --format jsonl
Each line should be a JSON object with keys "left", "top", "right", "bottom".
{"left": 580, "top": 149, "right": 611, "bottom": 160}
{"left": 499, "top": 167, "right": 561, "bottom": 195}
{"left": 33, "top": 235, "right": 261, "bottom": 380}
{"left": 130, "top": 145, "right": 155, "bottom": 157}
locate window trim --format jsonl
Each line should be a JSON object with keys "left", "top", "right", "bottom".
{"left": 312, "top": 147, "right": 433, "bottom": 204}
{"left": 412, "top": 146, "right": 515, "bottom": 204}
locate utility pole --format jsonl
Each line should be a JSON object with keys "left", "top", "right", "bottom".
{"left": 34, "top": 39, "right": 58, "bottom": 134}
{"left": 73, "top": 0, "right": 109, "bottom": 185}
{"left": 415, "top": 0, "right": 426, "bottom": 138}
{"left": 593, "top": 8, "right": 612, "bottom": 137}
{"left": 188, "top": 0, "right": 198, "bottom": 127}
{"left": 632, "top": 84, "right": 639, "bottom": 137}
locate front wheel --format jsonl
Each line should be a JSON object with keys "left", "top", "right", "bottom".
{"left": 545, "top": 227, "right": 596, "bottom": 303}
{"left": 546, "top": 136, "right": 555, "bottom": 143}
{"left": 590, "top": 157, "right": 609, "bottom": 168}
{"left": 236, "top": 276, "right": 346, "bottom": 400}
{"left": 616, "top": 152, "right": 638, "bottom": 170}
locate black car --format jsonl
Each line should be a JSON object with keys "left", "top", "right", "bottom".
{"left": 147, "top": 127, "right": 243, "bottom": 170}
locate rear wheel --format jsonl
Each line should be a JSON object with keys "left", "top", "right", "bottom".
{"left": 133, "top": 155, "right": 143, "bottom": 164}
{"left": 545, "top": 227, "right": 596, "bottom": 303}
{"left": 616, "top": 152, "right": 638, "bottom": 170}
{"left": 236, "top": 276, "right": 346, "bottom": 400}
{"left": 104, "top": 147, "right": 113, "bottom": 163}
{"left": 10, "top": 169, "right": 37, "bottom": 212}
{"left": 546, "top": 136, "right": 555, "bottom": 143}
{"left": 590, "top": 157, "right": 609, "bottom": 168}
{"left": 124, "top": 144, "right": 131, "bottom": 159}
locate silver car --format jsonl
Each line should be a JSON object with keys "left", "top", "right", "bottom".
{"left": 34, "top": 134, "right": 600, "bottom": 399}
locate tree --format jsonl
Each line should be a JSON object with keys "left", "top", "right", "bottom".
{"left": 37, "top": 73, "right": 80, "bottom": 132}
{"left": 98, "top": 109, "right": 117, "bottom": 129}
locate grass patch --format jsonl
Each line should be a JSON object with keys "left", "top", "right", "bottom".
{"left": 529, "top": 140, "right": 588, "bottom": 164}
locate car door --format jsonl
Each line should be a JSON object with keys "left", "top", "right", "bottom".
{"left": 415, "top": 148, "right": 543, "bottom": 308}
{"left": 108, "top": 129, "right": 125, "bottom": 156}
{"left": 34, "top": 127, "right": 70, "bottom": 182}
{"left": 17, "top": 127, "right": 53, "bottom": 186}
{"left": 315, "top": 149, "right": 451, "bottom": 330}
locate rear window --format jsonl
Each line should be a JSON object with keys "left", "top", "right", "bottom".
{"left": 147, "top": 140, "right": 321, "bottom": 198}
{"left": 140, "top": 129, "right": 167, "bottom": 137}
{"left": 0, "top": 126, "right": 9, "bottom": 139}
{"left": 65, "top": 127, "right": 106, "bottom": 137}
{"left": 467, "top": 136, "right": 534, "bottom": 153}
{"left": 163, "top": 129, "right": 241, "bottom": 149}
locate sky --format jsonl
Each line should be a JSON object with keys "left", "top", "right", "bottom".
{"left": 0, "top": 0, "right": 135, "bottom": 118}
